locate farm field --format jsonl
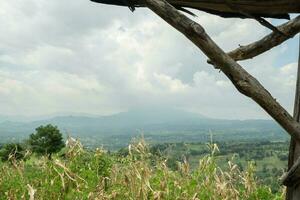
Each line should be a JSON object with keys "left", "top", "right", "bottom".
{"left": 0, "top": 138, "right": 285, "bottom": 199}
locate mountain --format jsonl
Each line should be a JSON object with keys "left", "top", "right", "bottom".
{"left": 0, "top": 108, "right": 287, "bottom": 144}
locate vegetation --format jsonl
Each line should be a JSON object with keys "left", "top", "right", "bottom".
{"left": 28, "top": 124, "right": 65, "bottom": 158}
{"left": 148, "top": 140, "right": 288, "bottom": 192}
{"left": 0, "top": 137, "right": 285, "bottom": 200}
{"left": 0, "top": 143, "right": 26, "bottom": 162}
{"left": 0, "top": 124, "right": 288, "bottom": 199}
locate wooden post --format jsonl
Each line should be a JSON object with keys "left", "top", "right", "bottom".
{"left": 287, "top": 35, "right": 300, "bottom": 200}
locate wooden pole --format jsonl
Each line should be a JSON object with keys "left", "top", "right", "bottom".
{"left": 287, "top": 35, "right": 300, "bottom": 200}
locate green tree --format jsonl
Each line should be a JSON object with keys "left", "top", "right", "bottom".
{"left": 0, "top": 143, "right": 25, "bottom": 161}
{"left": 29, "top": 124, "right": 65, "bottom": 158}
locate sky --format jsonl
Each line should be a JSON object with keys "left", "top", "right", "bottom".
{"left": 0, "top": 0, "right": 298, "bottom": 119}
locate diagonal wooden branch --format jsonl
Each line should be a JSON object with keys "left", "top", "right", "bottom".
{"left": 223, "top": 0, "right": 286, "bottom": 34}
{"left": 207, "top": 15, "right": 300, "bottom": 65}
{"left": 281, "top": 156, "right": 300, "bottom": 186}
{"left": 144, "top": 0, "right": 300, "bottom": 141}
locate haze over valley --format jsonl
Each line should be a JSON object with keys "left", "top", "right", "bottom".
{"left": 0, "top": 107, "right": 286, "bottom": 150}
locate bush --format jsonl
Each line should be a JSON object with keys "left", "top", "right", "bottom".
{"left": 0, "top": 143, "right": 25, "bottom": 161}
{"left": 28, "top": 124, "right": 65, "bottom": 158}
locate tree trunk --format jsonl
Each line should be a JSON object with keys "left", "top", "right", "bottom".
{"left": 287, "top": 35, "right": 300, "bottom": 200}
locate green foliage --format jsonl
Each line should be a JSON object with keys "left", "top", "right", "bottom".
{"left": 28, "top": 124, "right": 65, "bottom": 157}
{"left": 0, "top": 143, "right": 25, "bottom": 162}
{"left": 0, "top": 139, "right": 284, "bottom": 200}
{"left": 150, "top": 140, "right": 288, "bottom": 192}
{"left": 0, "top": 141, "right": 113, "bottom": 199}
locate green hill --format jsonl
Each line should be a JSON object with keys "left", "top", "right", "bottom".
{"left": 0, "top": 108, "right": 286, "bottom": 149}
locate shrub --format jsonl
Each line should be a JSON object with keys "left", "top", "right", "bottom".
{"left": 0, "top": 143, "right": 25, "bottom": 161}
{"left": 28, "top": 124, "right": 65, "bottom": 158}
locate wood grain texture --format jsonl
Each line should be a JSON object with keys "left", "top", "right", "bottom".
{"left": 163, "top": 0, "right": 300, "bottom": 14}
{"left": 91, "top": 0, "right": 300, "bottom": 18}
{"left": 282, "top": 156, "right": 300, "bottom": 186}
{"left": 286, "top": 36, "right": 300, "bottom": 199}
{"left": 209, "top": 16, "right": 300, "bottom": 63}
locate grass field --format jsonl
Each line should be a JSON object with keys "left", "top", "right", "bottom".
{"left": 0, "top": 138, "right": 285, "bottom": 200}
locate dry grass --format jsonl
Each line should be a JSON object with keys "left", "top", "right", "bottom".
{"left": 0, "top": 138, "right": 284, "bottom": 200}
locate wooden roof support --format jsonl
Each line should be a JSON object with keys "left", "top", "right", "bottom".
{"left": 281, "top": 156, "right": 300, "bottom": 186}
{"left": 154, "top": 0, "right": 300, "bottom": 17}
{"left": 285, "top": 36, "right": 300, "bottom": 199}
{"left": 207, "top": 15, "right": 300, "bottom": 66}
{"left": 143, "top": 0, "right": 300, "bottom": 141}
{"left": 91, "top": 0, "right": 300, "bottom": 19}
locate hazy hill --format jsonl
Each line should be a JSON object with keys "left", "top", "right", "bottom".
{"left": 0, "top": 108, "right": 287, "bottom": 144}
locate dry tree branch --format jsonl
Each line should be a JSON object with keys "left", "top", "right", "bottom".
{"left": 228, "top": 16, "right": 300, "bottom": 61}
{"left": 208, "top": 15, "right": 300, "bottom": 65}
{"left": 143, "top": 0, "right": 300, "bottom": 141}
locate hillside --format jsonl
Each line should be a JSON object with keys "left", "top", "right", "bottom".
{"left": 0, "top": 108, "right": 286, "bottom": 148}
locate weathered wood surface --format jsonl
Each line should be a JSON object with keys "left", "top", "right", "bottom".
{"left": 141, "top": 0, "right": 300, "bottom": 142}
{"left": 91, "top": 0, "right": 300, "bottom": 18}
{"left": 285, "top": 37, "right": 300, "bottom": 200}
{"left": 151, "top": 0, "right": 300, "bottom": 16}
{"left": 208, "top": 16, "right": 300, "bottom": 66}
{"left": 207, "top": 16, "right": 300, "bottom": 64}
{"left": 282, "top": 156, "right": 300, "bottom": 186}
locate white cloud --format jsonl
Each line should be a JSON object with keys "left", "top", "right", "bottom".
{"left": 0, "top": 0, "right": 298, "bottom": 119}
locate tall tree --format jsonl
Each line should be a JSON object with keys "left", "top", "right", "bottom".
{"left": 29, "top": 124, "right": 65, "bottom": 158}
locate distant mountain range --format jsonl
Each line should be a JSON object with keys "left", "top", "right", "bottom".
{"left": 0, "top": 108, "right": 287, "bottom": 143}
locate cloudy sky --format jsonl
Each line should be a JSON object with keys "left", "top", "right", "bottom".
{"left": 0, "top": 0, "right": 298, "bottom": 119}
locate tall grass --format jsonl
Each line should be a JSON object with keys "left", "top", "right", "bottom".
{"left": 0, "top": 138, "right": 284, "bottom": 200}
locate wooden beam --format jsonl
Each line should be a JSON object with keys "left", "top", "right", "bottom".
{"left": 159, "top": 0, "right": 300, "bottom": 16}
{"left": 143, "top": 0, "right": 300, "bottom": 141}
{"left": 207, "top": 16, "right": 300, "bottom": 65}
{"left": 92, "top": 0, "right": 300, "bottom": 19}
{"left": 285, "top": 36, "right": 300, "bottom": 199}
{"left": 281, "top": 156, "right": 300, "bottom": 187}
